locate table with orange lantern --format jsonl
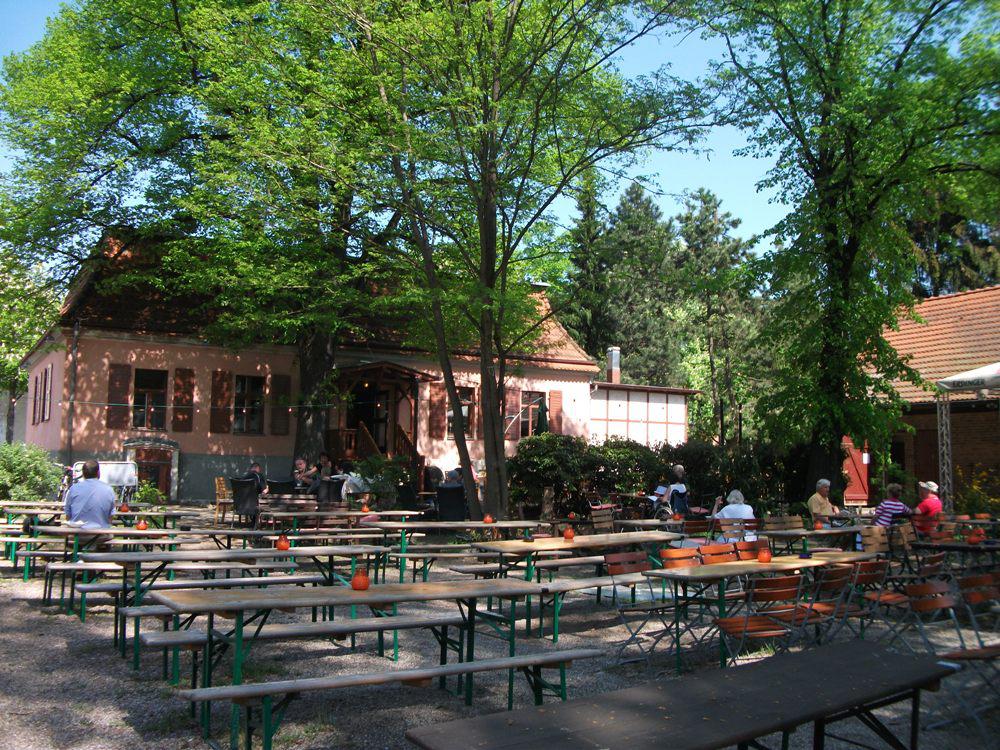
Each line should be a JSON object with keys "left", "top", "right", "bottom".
{"left": 762, "top": 525, "right": 864, "bottom": 555}
{"left": 643, "top": 551, "right": 875, "bottom": 670}
{"left": 151, "top": 576, "right": 548, "bottom": 742}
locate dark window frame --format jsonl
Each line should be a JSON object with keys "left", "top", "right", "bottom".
{"left": 132, "top": 368, "right": 169, "bottom": 431}
{"left": 520, "top": 391, "right": 545, "bottom": 438}
{"left": 233, "top": 375, "right": 266, "bottom": 435}
{"left": 447, "top": 386, "right": 477, "bottom": 440}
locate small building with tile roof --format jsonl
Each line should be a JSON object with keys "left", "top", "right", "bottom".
{"left": 882, "top": 285, "right": 1000, "bottom": 492}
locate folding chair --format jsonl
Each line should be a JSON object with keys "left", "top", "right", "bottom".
{"left": 716, "top": 573, "right": 807, "bottom": 666}
{"left": 897, "top": 580, "right": 999, "bottom": 744}
{"left": 608, "top": 551, "right": 668, "bottom": 664}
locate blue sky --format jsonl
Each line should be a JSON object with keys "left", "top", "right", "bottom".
{"left": 0, "top": 1, "right": 788, "bottom": 247}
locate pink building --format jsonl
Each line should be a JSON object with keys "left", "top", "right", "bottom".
{"left": 22, "top": 248, "right": 693, "bottom": 502}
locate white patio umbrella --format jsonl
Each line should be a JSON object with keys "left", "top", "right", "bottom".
{"left": 937, "top": 361, "right": 1000, "bottom": 392}
{"left": 935, "top": 362, "right": 1000, "bottom": 508}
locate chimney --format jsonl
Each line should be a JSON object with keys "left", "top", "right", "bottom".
{"left": 606, "top": 346, "right": 621, "bottom": 384}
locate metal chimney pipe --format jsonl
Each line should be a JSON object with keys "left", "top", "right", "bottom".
{"left": 606, "top": 346, "right": 621, "bottom": 384}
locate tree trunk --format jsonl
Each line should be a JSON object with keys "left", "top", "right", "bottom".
{"left": 294, "top": 330, "right": 338, "bottom": 460}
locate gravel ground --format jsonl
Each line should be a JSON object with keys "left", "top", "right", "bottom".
{"left": 1, "top": 526, "right": 997, "bottom": 750}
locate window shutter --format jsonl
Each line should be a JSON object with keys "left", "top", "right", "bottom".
{"left": 504, "top": 386, "right": 521, "bottom": 440}
{"left": 106, "top": 364, "right": 132, "bottom": 429}
{"left": 31, "top": 375, "right": 39, "bottom": 425}
{"left": 210, "top": 370, "right": 233, "bottom": 434}
{"left": 171, "top": 368, "right": 195, "bottom": 432}
{"left": 428, "top": 381, "right": 447, "bottom": 440}
{"left": 549, "top": 390, "right": 563, "bottom": 434}
{"left": 269, "top": 373, "right": 292, "bottom": 436}
{"left": 42, "top": 365, "right": 52, "bottom": 421}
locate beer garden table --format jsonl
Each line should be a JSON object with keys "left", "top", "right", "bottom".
{"left": 763, "top": 526, "right": 863, "bottom": 554}
{"left": 361, "top": 520, "right": 544, "bottom": 581}
{"left": 405, "top": 642, "right": 954, "bottom": 750}
{"left": 152, "top": 577, "right": 547, "bottom": 743}
{"left": 642, "top": 551, "right": 876, "bottom": 669}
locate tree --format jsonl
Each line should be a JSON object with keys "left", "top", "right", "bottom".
{"left": 697, "top": 0, "right": 1000, "bottom": 484}
{"left": 0, "top": 252, "right": 59, "bottom": 441}
{"left": 556, "top": 170, "right": 617, "bottom": 359}
{"left": 675, "top": 188, "right": 760, "bottom": 445}
{"left": 0, "top": 0, "right": 377, "bottom": 458}
{"left": 347, "top": 0, "right": 707, "bottom": 516}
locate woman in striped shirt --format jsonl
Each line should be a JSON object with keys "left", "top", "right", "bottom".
{"left": 873, "top": 483, "right": 911, "bottom": 526}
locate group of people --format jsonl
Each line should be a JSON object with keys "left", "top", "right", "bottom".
{"left": 644, "top": 471, "right": 947, "bottom": 542}
{"left": 239, "top": 454, "right": 367, "bottom": 501}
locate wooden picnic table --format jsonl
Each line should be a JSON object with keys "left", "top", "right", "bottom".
{"left": 362, "top": 520, "right": 544, "bottom": 582}
{"left": 763, "top": 525, "right": 863, "bottom": 554}
{"left": 474, "top": 531, "right": 684, "bottom": 583}
{"left": 5, "top": 507, "right": 195, "bottom": 529}
{"left": 153, "top": 576, "right": 547, "bottom": 738}
{"left": 643, "top": 551, "right": 873, "bottom": 668}
{"left": 405, "top": 642, "right": 954, "bottom": 750}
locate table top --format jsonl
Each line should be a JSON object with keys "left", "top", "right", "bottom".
{"left": 33, "top": 525, "right": 350, "bottom": 539}
{"left": 643, "top": 554, "right": 840, "bottom": 582}
{"left": 912, "top": 540, "right": 1000, "bottom": 553}
{"left": 152, "top": 577, "right": 546, "bottom": 613}
{"left": 362, "top": 520, "right": 542, "bottom": 531}
{"left": 615, "top": 518, "right": 682, "bottom": 529}
{"left": 405, "top": 642, "right": 954, "bottom": 750}
{"left": 763, "top": 526, "right": 862, "bottom": 538}
{"left": 474, "top": 531, "right": 683, "bottom": 556}
{"left": 4, "top": 508, "right": 193, "bottom": 519}
{"left": 80, "top": 544, "right": 387, "bottom": 564}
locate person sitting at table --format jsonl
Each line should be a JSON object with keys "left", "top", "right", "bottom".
{"left": 912, "top": 480, "right": 942, "bottom": 535}
{"left": 292, "top": 456, "right": 314, "bottom": 489}
{"left": 63, "top": 459, "right": 116, "bottom": 532}
{"left": 873, "top": 483, "right": 910, "bottom": 527}
{"left": 709, "top": 490, "right": 757, "bottom": 541}
{"left": 807, "top": 479, "right": 840, "bottom": 526}
{"left": 307, "top": 452, "right": 334, "bottom": 494}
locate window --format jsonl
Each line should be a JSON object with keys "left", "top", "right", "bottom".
{"left": 234, "top": 375, "right": 266, "bottom": 434}
{"left": 42, "top": 365, "right": 52, "bottom": 422}
{"left": 447, "top": 387, "right": 476, "bottom": 440}
{"left": 132, "top": 369, "right": 168, "bottom": 430}
{"left": 31, "top": 374, "right": 39, "bottom": 425}
{"left": 520, "top": 391, "right": 545, "bottom": 438}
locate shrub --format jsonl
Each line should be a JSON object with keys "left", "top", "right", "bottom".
{"left": 954, "top": 465, "right": 1000, "bottom": 516}
{"left": 134, "top": 480, "right": 165, "bottom": 506}
{"left": 0, "top": 442, "right": 62, "bottom": 504}
{"left": 589, "top": 437, "right": 661, "bottom": 496}
{"left": 357, "top": 454, "right": 410, "bottom": 506}
{"left": 507, "top": 433, "right": 594, "bottom": 510}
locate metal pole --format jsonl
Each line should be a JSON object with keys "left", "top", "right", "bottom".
{"left": 936, "top": 392, "right": 952, "bottom": 511}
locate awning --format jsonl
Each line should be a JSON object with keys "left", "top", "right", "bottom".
{"left": 937, "top": 362, "right": 1000, "bottom": 392}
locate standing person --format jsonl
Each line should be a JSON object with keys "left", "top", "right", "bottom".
{"left": 709, "top": 490, "right": 757, "bottom": 541}
{"left": 873, "top": 483, "right": 911, "bottom": 527}
{"left": 63, "top": 459, "right": 116, "bottom": 530}
{"left": 237, "top": 462, "right": 267, "bottom": 530}
{"left": 912, "top": 481, "right": 943, "bottom": 535}
{"left": 807, "top": 479, "right": 840, "bottom": 525}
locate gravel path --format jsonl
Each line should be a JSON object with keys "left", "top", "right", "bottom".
{"left": 1, "top": 531, "right": 996, "bottom": 750}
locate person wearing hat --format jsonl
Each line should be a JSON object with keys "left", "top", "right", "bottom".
{"left": 913, "top": 480, "right": 942, "bottom": 535}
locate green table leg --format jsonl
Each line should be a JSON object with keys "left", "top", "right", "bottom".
{"left": 464, "top": 598, "right": 477, "bottom": 706}
{"left": 718, "top": 578, "right": 728, "bottom": 668}
{"left": 229, "top": 610, "right": 245, "bottom": 750}
{"left": 398, "top": 530, "right": 408, "bottom": 582}
{"left": 200, "top": 612, "right": 214, "bottom": 738}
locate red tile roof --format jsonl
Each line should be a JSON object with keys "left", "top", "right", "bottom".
{"left": 884, "top": 285, "right": 1000, "bottom": 403}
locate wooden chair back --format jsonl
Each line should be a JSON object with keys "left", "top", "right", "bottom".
{"left": 915, "top": 551, "right": 946, "bottom": 577}
{"left": 734, "top": 540, "right": 767, "bottom": 560}
{"left": 604, "top": 551, "right": 650, "bottom": 576}
{"left": 749, "top": 574, "right": 803, "bottom": 604}
{"left": 682, "top": 518, "right": 713, "bottom": 540}
{"left": 860, "top": 526, "right": 889, "bottom": 554}
{"left": 852, "top": 560, "right": 890, "bottom": 587}
{"left": 905, "top": 580, "right": 959, "bottom": 614}
{"left": 214, "top": 476, "right": 232, "bottom": 501}
{"left": 887, "top": 522, "right": 915, "bottom": 553}
{"left": 590, "top": 506, "right": 616, "bottom": 534}
{"left": 958, "top": 574, "right": 1000, "bottom": 607}
{"left": 717, "top": 518, "right": 758, "bottom": 540}
{"left": 973, "top": 513, "right": 991, "bottom": 520}
{"left": 698, "top": 542, "right": 737, "bottom": 565}
{"left": 659, "top": 547, "right": 701, "bottom": 568}
{"left": 763, "top": 515, "right": 804, "bottom": 531}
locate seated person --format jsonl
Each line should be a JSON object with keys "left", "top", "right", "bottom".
{"left": 873, "top": 483, "right": 910, "bottom": 527}
{"left": 244, "top": 461, "right": 269, "bottom": 494}
{"left": 292, "top": 456, "right": 314, "bottom": 488}
{"left": 307, "top": 452, "right": 334, "bottom": 494}
{"left": 807, "top": 479, "right": 840, "bottom": 526}
{"left": 667, "top": 464, "right": 690, "bottom": 515}
{"left": 63, "top": 459, "right": 116, "bottom": 530}
{"left": 912, "top": 480, "right": 942, "bottom": 535}
{"left": 709, "top": 489, "right": 757, "bottom": 541}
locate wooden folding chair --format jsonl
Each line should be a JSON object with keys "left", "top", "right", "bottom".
{"left": 716, "top": 573, "right": 807, "bottom": 666}
{"left": 213, "top": 476, "right": 232, "bottom": 525}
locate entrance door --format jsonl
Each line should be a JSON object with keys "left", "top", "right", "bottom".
{"left": 135, "top": 447, "right": 172, "bottom": 499}
{"left": 347, "top": 383, "right": 390, "bottom": 453}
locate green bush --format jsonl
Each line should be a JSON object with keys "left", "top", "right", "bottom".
{"left": 590, "top": 437, "right": 661, "bottom": 495}
{"left": 134, "top": 480, "right": 166, "bottom": 506}
{"left": 954, "top": 465, "right": 1000, "bottom": 516}
{"left": 0, "top": 442, "right": 62, "bottom": 504}
{"left": 507, "top": 433, "right": 595, "bottom": 511}
{"left": 357, "top": 454, "right": 409, "bottom": 507}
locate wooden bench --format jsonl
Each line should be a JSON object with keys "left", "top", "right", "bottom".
{"left": 532, "top": 572, "right": 648, "bottom": 641}
{"left": 178, "top": 648, "right": 603, "bottom": 750}
{"left": 390, "top": 551, "right": 502, "bottom": 582}
{"left": 42, "top": 560, "right": 121, "bottom": 609}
